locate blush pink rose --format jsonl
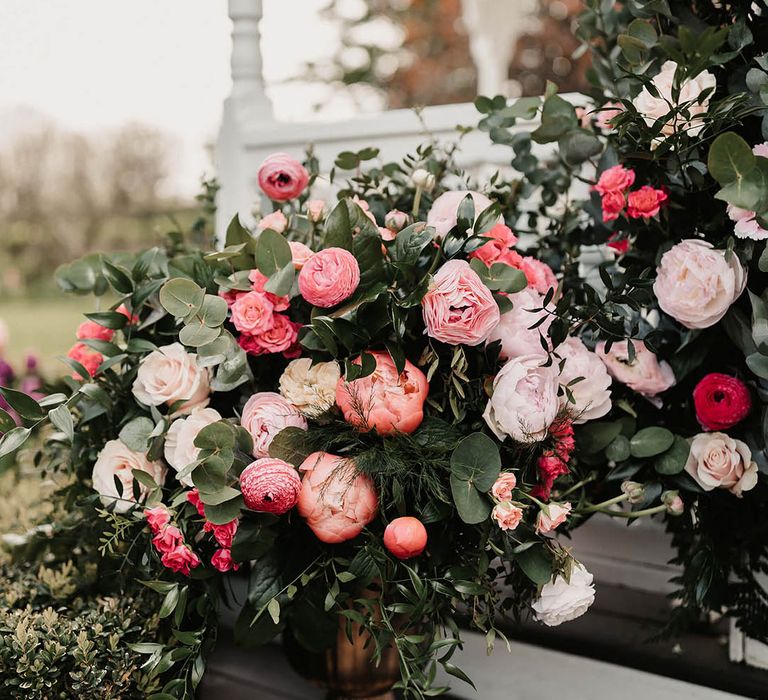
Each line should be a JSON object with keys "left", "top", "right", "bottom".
{"left": 67, "top": 342, "right": 103, "bottom": 379}
{"left": 336, "top": 351, "right": 429, "bottom": 436}
{"left": 161, "top": 545, "right": 201, "bottom": 576}
{"left": 144, "top": 506, "right": 171, "bottom": 534}
{"left": 536, "top": 502, "right": 572, "bottom": 534}
{"left": 238, "top": 314, "right": 300, "bottom": 356}
{"left": 240, "top": 392, "right": 308, "bottom": 458}
{"left": 491, "top": 502, "right": 523, "bottom": 531}
{"left": 383, "top": 517, "right": 428, "bottom": 559}
{"left": 491, "top": 472, "right": 518, "bottom": 502}
{"left": 596, "top": 340, "right": 675, "bottom": 400}
{"left": 257, "top": 153, "right": 309, "bottom": 201}
{"left": 426, "top": 190, "right": 501, "bottom": 237}
{"left": 684, "top": 432, "right": 758, "bottom": 497}
{"left": 257, "top": 210, "right": 288, "bottom": 233}
{"left": 297, "top": 452, "right": 379, "bottom": 544}
{"left": 298, "top": 247, "right": 360, "bottom": 308}
{"left": 422, "top": 260, "right": 500, "bottom": 346}
{"left": 627, "top": 186, "right": 668, "bottom": 220}
{"left": 239, "top": 458, "right": 302, "bottom": 514}
{"left": 653, "top": 239, "right": 746, "bottom": 329}
{"left": 211, "top": 548, "right": 240, "bottom": 572}
{"left": 289, "top": 241, "right": 314, "bottom": 269}
{"left": 164, "top": 408, "right": 223, "bottom": 486}
{"left": 486, "top": 286, "right": 553, "bottom": 360}
{"left": 76, "top": 320, "right": 114, "bottom": 342}
{"left": 230, "top": 291, "right": 275, "bottom": 335}
{"left": 467, "top": 223, "right": 518, "bottom": 266}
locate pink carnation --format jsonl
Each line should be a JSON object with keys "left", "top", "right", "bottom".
{"left": 594, "top": 165, "right": 635, "bottom": 196}
{"left": 76, "top": 320, "right": 114, "bottom": 342}
{"left": 67, "top": 343, "right": 102, "bottom": 379}
{"left": 240, "top": 458, "right": 302, "bottom": 514}
{"left": 211, "top": 548, "right": 240, "bottom": 572}
{"left": 298, "top": 247, "right": 360, "bottom": 308}
{"left": 230, "top": 291, "right": 275, "bottom": 335}
{"left": 257, "top": 153, "right": 309, "bottom": 201}
{"left": 627, "top": 186, "right": 668, "bottom": 220}
{"left": 160, "top": 545, "right": 201, "bottom": 576}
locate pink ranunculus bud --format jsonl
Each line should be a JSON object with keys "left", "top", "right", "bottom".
{"left": 491, "top": 501, "right": 523, "bottom": 531}
{"left": 67, "top": 342, "right": 103, "bottom": 379}
{"left": 535, "top": 502, "right": 572, "bottom": 534}
{"left": 257, "top": 153, "right": 309, "bottom": 201}
{"left": 297, "top": 452, "right": 378, "bottom": 544}
{"left": 384, "top": 209, "right": 408, "bottom": 232}
{"left": 240, "top": 392, "right": 308, "bottom": 458}
{"left": 298, "top": 247, "right": 360, "bottom": 308}
{"left": 491, "top": 472, "right": 518, "bottom": 502}
{"left": 152, "top": 525, "right": 184, "bottom": 554}
{"left": 383, "top": 517, "right": 428, "bottom": 559}
{"left": 306, "top": 199, "right": 326, "bottom": 222}
{"left": 257, "top": 210, "right": 288, "bottom": 233}
{"left": 211, "top": 548, "right": 240, "bottom": 572}
{"left": 240, "top": 458, "right": 302, "bottom": 514}
{"left": 160, "top": 544, "right": 201, "bottom": 576}
{"left": 626, "top": 186, "right": 668, "bottom": 220}
{"left": 76, "top": 320, "right": 114, "bottom": 342}
{"left": 289, "top": 241, "right": 314, "bottom": 270}
{"left": 594, "top": 165, "right": 635, "bottom": 196}
{"left": 422, "top": 259, "right": 500, "bottom": 346}
{"left": 144, "top": 506, "right": 172, "bottom": 534}
{"left": 426, "top": 190, "right": 501, "bottom": 237}
{"left": 336, "top": 350, "right": 429, "bottom": 436}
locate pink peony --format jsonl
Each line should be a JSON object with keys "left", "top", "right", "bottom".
{"left": 240, "top": 458, "right": 302, "bottom": 514}
{"left": 684, "top": 432, "right": 758, "bottom": 497}
{"left": 152, "top": 525, "right": 184, "bottom": 554}
{"left": 257, "top": 153, "right": 309, "bottom": 201}
{"left": 557, "top": 337, "right": 612, "bottom": 424}
{"left": 627, "top": 186, "right": 668, "bottom": 220}
{"left": 230, "top": 291, "right": 275, "bottom": 335}
{"left": 238, "top": 314, "right": 300, "bottom": 356}
{"left": 594, "top": 165, "right": 636, "bottom": 196}
{"left": 422, "top": 260, "right": 500, "bottom": 346}
{"left": 76, "top": 320, "right": 114, "bottom": 342}
{"left": 298, "top": 247, "right": 360, "bottom": 308}
{"left": 67, "top": 342, "right": 103, "bottom": 379}
{"left": 211, "top": 548, "right": 240, "bottom": 572}
{"left": 289, "top": 241, "right": 314, "bottom": 269}
{"left": 144, "top": 506, "right": 171, "bottom": 534}
{"left": 726, "top": 145, "right": 768, "bottom": 240}
{"left": 467, "top": 223, "right": 518, "bottom": 267}
{"left": 297, "top": 452, "right": 378, "bottom": 544}
{"left": 161, "top": 545, "right": 201, "bottom": 576}
{"left": 653, "top": 239, "right": 746, "bottom": 329}
{"left": 383, "top": 517, "right": 428, "bottom": 559}
{"left": 492, "top": 502, "right": 523, "bottom": 531}
{"left": 426, "top": 190, "right": 501, "bottom": 237}
{"left": 336, "top": 351, "right": 429, "bottom": 436}
{"left": 601, "top": 190, "right": 626, "bottom": 222}
{"left": 240, "top": 392, "right": 308, "bottom": 458}
{"left": 536, "top": 502, "right": 572, "bottom": 534}
{"left": 257, "top": 210, "right": 288, "bottom": 233}
{"left": 596, "top": 340, "right": 675, "bottom": 400}
{"left": 486, "top": 286, "right": 553, "bottom": 360}
{"left": 491, "top": 472, "right": 518, "bottom": 502}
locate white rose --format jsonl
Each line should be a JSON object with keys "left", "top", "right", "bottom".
{"left": 532, "top": 563, "right": 596, "bottom": 627}
{"left": 557, "top": 337, "right": 612, "bottom": 424}
{"left": 633, "top": 60, "right": 716, "bottom": 140}
{"left": 483, "top": 354, "right": 560, "bottom": 443}
{"left": 164, "top": 408, "right": 223, "bottom": 486}
{"left": 91, "top": 439, "right": 166, "bottom": 513}
{"left": 132, "top": 343, "right": 211, "bottom": 415}
{"left": 486, "top": 286, "right": 553, "bottom": 360}
{"left": 279, "top": 358, "right": 341, "bottom": 417}
{"left": 685, "top": 432, "right": 758, "bottom": 497}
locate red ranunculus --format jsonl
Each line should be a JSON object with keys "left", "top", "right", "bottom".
{"left": 693, "top": 373, "right": 752, "bottom": 431}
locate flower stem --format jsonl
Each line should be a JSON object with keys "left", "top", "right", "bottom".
{"left": 412, "top": 185, "right": 423, "bottom": 217}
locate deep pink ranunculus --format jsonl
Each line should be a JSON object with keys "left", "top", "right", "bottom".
{"left": 383, "top": 517, "right": 428, "bottom": 559}
{"left": 297, "top": 452, "right": 378, "bottom": 544}
{"left": 249, "top": 269, "right": 290, "bottom": 311}
{"left": 186, "top": 488, "right": 206, "bottom": 517}
{"left": 298, "top": 247, "right": 360, "bottom": 308}
{"left": 257, "top": 153, "right": 309, "bottom": 201}
{"left": 240, "top": 458, "right": 302, "bottom": 514}
{"left": 336, "top": 351, "right": 429, "bottom": 436}
{"left": 693, "top": 373, "right": 752, "bottom": 431}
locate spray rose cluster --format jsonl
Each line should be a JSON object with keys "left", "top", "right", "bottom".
{"left": 594, "top": 165, "right": 668, "bottom": 223}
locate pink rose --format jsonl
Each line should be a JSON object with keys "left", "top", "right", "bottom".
{"left": 297, "top": 452, "right": 378, "bottom": 544}
{"left": 144, "top": 506, "right": 171, "bottom": 534}
{"left": 627, "top": 186, "right": 668, "bottom": 220}
{"left": 306, "top": 199, "right": 325, "bottom": 222}
{"left": 152, "top": 524, "right": 184, "bottom": 554}
{"left": 257, "top": 153, "right": 309, "bottom": 201}
{"left": 186, "top": 488, "right": 206, "bottom": 517}
{"left": 239, "top": 458, "right": 302, "bottom": 514}
{"left": 211, "top": 548, "right": 240, "bottom": 572}
{"left": 289, "top": 241, "right": 314, "bottom": 269}
{"left": 426, "top": 190, "right": 501, "bottom": 237}
{"left": 210, "top": 519, "right": 239, "bottom": 548}
{"left": 491, "top": 472, "right": 518, "bottom": 502}
{"left": 467, "top": 223, "right": 518, "bottom": 267}
{"left": 230, "top": 291, "right": 275, "bottom": 335}
{"left": 161, "top": 545, "right": 201, "bottom": 576}
{"left": 257, "top": 210, "right": 288, "bottom": 233}
{"left": 594, "top": 165, "right": 636, "bottom": 196}
{"left": 653, "top": 239, "right": 746, "bottom": 329}
{"left": 601, "top": 190, "right": 626, "bottom": 222}
{"left": 685, "top": 432, "right": 758, "bottom": 497}
{"left": 422, "top": 260, "right": 500, "bottom": 346}
{"left": 240, "top": 392, "right": 308, "bottom": 458}
{"left": 67, "top": 342, "right": 103, "bottom": 379}
{"left": 336, "top": 351, "right": 429, "bottom": 436}
{"left": 116, "top": 303, "right": 139, "bottom": 324}
{"left": 536, "top": 502, "right": 572, "bottom": 534}
{"left": 383, "top": 517, "right": 428, "bottom": 559}
{"left": 596, "top": 340, "right": 675, "bottom": 400}
{"left": 486, "top": 287, "right": 552, "bottom": 360}
{"left": 726, "top": 143, "right": 768, "bottom": 240}
{"left": 298, "top": 247, "right": 360, "bottom": 308}
{"left": 557, "top": 337, "right": 612, "bottom": 424}
{"left": 164, "top": 408, "right": 223, "bottom": 486}
{"left": 238, "top": 314, "right": 300, "bottom": 356}
{"left": 248, "top": 269, "right": 290, "bottom": 311}
{"left": 132, "top": 343, "right": 210, "bottom": 414}
{"left": 483, "top": 354, "right": 560, "bottom": 443}
{"left": 519, "top": 257, "right": 557, "bottom": 295}
{"left": 76, "top": 320, "right": 114, "bottom": 342}
{"left": 491, "top": 502, "right": 523, "bottom": 531}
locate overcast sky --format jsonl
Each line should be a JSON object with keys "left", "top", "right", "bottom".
{"left": 0, "top": 0, "right": 343, "bottom": 195}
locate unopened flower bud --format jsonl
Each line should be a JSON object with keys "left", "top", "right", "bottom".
{"left": 385, "top": 209, "right": 409, "bottom": 232}
{"left": 662, "top": 490, "right": 684, "bottom": 516}
{"left": 411, "top": 168, "right": 435, "bottom": 192}
{"left": 621, "top": 480, "right": 645, "bottom": 505}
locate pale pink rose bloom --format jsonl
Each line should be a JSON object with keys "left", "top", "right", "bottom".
{"left": 336, "top": 351, "right": 429, "bottom": 436}
{"left": 164, "top": 408, "right": 223, "bottom": 486}
{"left": 132, "top": 343, "right": 211, "bottom": 414}
{"left": 519, "top": 257, "right": 558, "bottom": 295}
{"left": 298, "top": 247, "right": 360, "bottom": 308}
{"left": 492, "top": 501, "right": 523, "bottom": 531}
{"left": 240, "top": 391, "right": 308, "bottom": 458}
{"left": 653, "top": 239, "right": 746, "bottom": 329}
{"left": 491, "top": 472, "right": 518, "bottom": 502}
{"left": 486, "top": 286, "right": 552, "bottom": 360}
{"left": 257, "top": 153, "right": 309, "bottom": 201}
{"left": 596, "top": 340, "right": 675, "bottom": 400}
{"left": 422, "top": 260, "right": 500, "bottom": 346}
{"left": 297, "top": 452, "right": 378, "bottom": 543}
{"left": 483, "top": 354, "right": 560, "bottom": 443}
{"left": 532, "top": 563, "right": 595, "bottom": 626}
{"left": 536, "top": 502, "right": 572, "bottom": 534}
{"left": 557, "top": 337, "right": 612, "bottom": 424}
{"left": 595, "top": 101, "right": 624, "bottom": 132}
{"left": 633, "top": 61, "right": 716, "bottom": 139}
{"left": 91, "top": 439, "right": 167, "bottom": 513}
{"left": 726, "top": 142, "right": 768, "bottom": 241}
{"left": 257, "top": 210, "right": 288, "bottom": 233}
{"left": 426, "top": 190, "right": 501, "bottom": 237}
{"left": 230, "top": 291, "right": 275, "bottom": 335}
{"left": 289, "top": 241, "right": 314, "bottom": 269}
{"left": 684, "top": 432, "right": 758, "bottom": 497}
{"left": 306, "top": 199, "right": 326, "bottom": 222}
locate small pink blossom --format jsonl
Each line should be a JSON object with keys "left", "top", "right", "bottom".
{"left": 594, "top": 165, "right": 636, "bottom": 196}
{"left": 257, "top": 153, "right": 309, "bottom": 201}
{"left": 249, "top": 269, "right": 290, "bottom": 311}
{"left": 257, "top": 210, "right": 288, "bottom": 233}
{"left": 491, "top": 502, "right": 523, "bottom": 531}
{"left": 211, "top": 519, "right": 239, "bottom": 548}
{"left": 211, "top": 548, "right": 240, "bottom": 572}
{"left": 536, "top": 502, "right": 572, "bottom": 534}
{"left": 601, "top": 190, "right": 626, "bottom": 222}
{"left": 67, "top": 343, "right": 102, "bottom": 379}
{"left": 306, "top": 199, "right": 325, "bottom": 222}
{"left": 238, "top": 314, "right": 300, "bottom": 356}
{"left": 186, "top": 488, "right": 206, "bottom": 517}
{"left": 491, "top": 472, "right": 518, "bottom": 502}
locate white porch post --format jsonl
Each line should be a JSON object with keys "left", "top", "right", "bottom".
{"left": 215, "top": 0, "right": 273, "bottom": 240}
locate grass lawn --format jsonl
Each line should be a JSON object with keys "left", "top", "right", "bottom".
{"left": 2, "top": 297, "right": 97, "bottom": 375}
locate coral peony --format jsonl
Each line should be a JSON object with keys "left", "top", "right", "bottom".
{"left": 383, "top": 517, "right": 428, "bottom": 559}
{"left": 240, "top": 392, "right": 308, "bottom": 458}
{"left": 240, "top": 458, "right": 302, "bottom": 514}
{"left": 336, "top": 351, "right": 429, "bottom": 436}
{"left": 297, "top": 452, "right": 378, "bottom": 543}
{"left": 693, "top": 373, "right": 752, "bottom": 431}
{"left": 298, "top": 247, "right": 360, "bottom": 308}
{"left": 257, "top": 153, "right": 309, "bottom": 201}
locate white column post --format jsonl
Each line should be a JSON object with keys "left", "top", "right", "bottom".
{"left": 216, "top": 0, "right": 273, "bottom": 242}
